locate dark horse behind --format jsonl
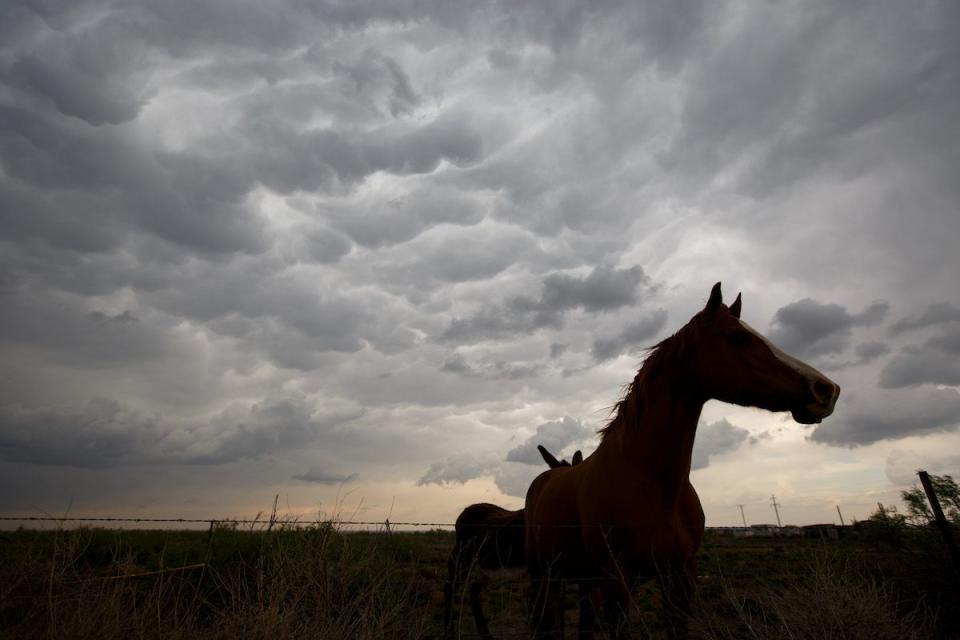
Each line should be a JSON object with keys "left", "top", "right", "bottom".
{"left": 444, "top": 445, "right": 582, "bottom": 640}
{"left": 525, "top": 283, "right": 840, "bottom": 639}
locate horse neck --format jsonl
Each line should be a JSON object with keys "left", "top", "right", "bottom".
{"left": 597, "top": 367, "right": 704, "bottom": 496}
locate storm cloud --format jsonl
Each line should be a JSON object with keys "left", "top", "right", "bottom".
{"left": 879, "top": 324, "right": 960, "bottom": 388}
{"left": 810, "top": 387, "right": 960, "bottom": 447}
{"left": 692, "top": 419, "right": 751, "bottom": 471}
{"left": 1, "top": 0, "right": 958, "bottom": 524}
{"left": 442, "top": 265, "right": 653, "bottom": 344}
{"left": 767, "top": 299, "right": 890, "bottom": 358}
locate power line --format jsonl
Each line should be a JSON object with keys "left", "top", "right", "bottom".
{"left": 770, "top": 494, "right": 782, "bottom": 528}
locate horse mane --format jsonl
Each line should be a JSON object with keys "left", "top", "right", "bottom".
{"left": 598, "top": 312, "right": 703, "bottom": 437}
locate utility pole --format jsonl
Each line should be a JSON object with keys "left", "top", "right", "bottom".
{"left": 770, "top": 494, "right": 782, "bottom": 528}
{"left": 737, "top": 504, "right": 747, "bottom": 527}
{"left": 836, "top": 505, "right": 846, "bottom": 527}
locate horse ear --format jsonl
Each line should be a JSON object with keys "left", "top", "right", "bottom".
{"left": 572, "top": 450, "right": 583, "bottom": 465}
{"left": 538, "top": 444, "right": 562, "bottom": 469}
{"left": 730, "top": 292, "right": 742, "bottom": 318}
{"left": 705, "top": 282, "right": 723, "bottom": 313}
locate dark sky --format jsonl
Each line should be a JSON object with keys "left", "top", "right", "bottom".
{"left": 1, "top": 0, "right": 958, "bottom": 526}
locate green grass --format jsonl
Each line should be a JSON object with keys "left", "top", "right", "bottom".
{"left": 0, "top": 526, "right": 953, "bottom": 639}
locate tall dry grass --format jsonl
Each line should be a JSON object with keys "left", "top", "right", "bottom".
{"left": 0, "top": 523, "right": 435, "bottom": 640}
{"left": 692, "top": 552, "right": 934, "bottom": 640}
{"left": 3, "top": 525, "right": 951, "bottom": 639}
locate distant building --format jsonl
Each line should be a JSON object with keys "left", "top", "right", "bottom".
{"left": 802, "top": 524, "right": 840, "bottom": 540}
{"left": 749, "top": 524, "right": 780, "bottom": 537}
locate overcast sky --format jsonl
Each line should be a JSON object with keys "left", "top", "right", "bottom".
{"left": 1, "top": 0, "right": 958, "bottom": 528}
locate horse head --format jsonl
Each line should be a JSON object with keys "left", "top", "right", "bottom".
{"left": 685, "top": 282, "right": 840, "bottom": 424}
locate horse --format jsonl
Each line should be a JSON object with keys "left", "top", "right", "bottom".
{"left": 444, "top": 445, "right": 583, "bottom": 640}
{"left": 524, "top": 283, "right": 840, "bottom": 639}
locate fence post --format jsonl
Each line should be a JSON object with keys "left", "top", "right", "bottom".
{"left": 917, "top": 470, "right": 960, "bottom": 574}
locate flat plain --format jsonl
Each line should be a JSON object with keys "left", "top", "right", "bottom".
{"left": 0, "top": 523, "right": 955, "bottom": 639}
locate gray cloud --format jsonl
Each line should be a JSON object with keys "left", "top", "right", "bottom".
{"left": 0, "top": 290, "right": 172, "bottom": 369}
{"left": 878, "top": 324, "right": 960, "bottom": 388}
{"left": 0, "top": 395, "right": 363, "bottom": 467}
{"left": 440, "top": 353, "right": 543, "bottom": 380}
{"left": 889, "top": 302, "right": 960, "bottom": 336}
{"left": 292, "top": 468, "right": 359, "bottom": 485}
{"left": 0, "top": 0, "right": 958, "bottom": 517}
{"left": 692, "top": 419, "right": 750, "bottom": 471}
{"left": 885, "top": 448, "right": 960, "bottom": 486}
{"left": 665, "top": 2, "right": 960, "bottom": 200}
{"left": 536, "top": 265, "right": 650, "bottom": 313}
{"left": 0, "top": 398, "right": 164, "bottom": 468}
{"left": 416, "top": 415, "right": 595, "bottom": 493}
{"left": 6, "top": 31, "right": 153, "bottom": 126}
{"left": 504, "top": 417, "right": 593, "bottom": 465}
{"left": 442, "top": 265, "right": 651, "bottom": 344}
{"left": 591, "top": 308, "right": 668, "bottom": 362}
{"left": 767, "top": 298, "right": 890, "bottom": 358}
{"left": 493, "top": 462, "right": 544, "bottom": 499}
{"left": 811, "top": 387, "right": 960, "bottom": 446}
{"left": 417, "top": 453, "right": 499, "bottom": 487}
{"left": 321, "top": 185, "right": 487, "bottom": 252}
{"left": 854, "top": 341, "right": 890, "bottom": 363}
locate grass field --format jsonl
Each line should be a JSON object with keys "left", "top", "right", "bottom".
{"left": 0, "top": 522, "right": 956, "bottom": 639}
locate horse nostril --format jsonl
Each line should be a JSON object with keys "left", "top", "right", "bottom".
{"left": 812, "top": 379, "right": 834, "bottom": 404}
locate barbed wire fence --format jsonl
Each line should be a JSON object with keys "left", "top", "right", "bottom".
{"left": 1, "top": 509, "right": 952, "bottom": 639}
{"left": 0, "top": 514, "right": 856, "bottom": 530}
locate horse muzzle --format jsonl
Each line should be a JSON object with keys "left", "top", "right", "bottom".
{"left": 792, "top": 375, "right": 840, "bottom": 424}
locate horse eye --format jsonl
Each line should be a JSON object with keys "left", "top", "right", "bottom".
{"left": 726, "top": 330, "right": 752, "bottom": 347}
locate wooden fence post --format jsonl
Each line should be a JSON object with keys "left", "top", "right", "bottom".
{"left": 917, "top": 470, "right": 960, "bottom": 574}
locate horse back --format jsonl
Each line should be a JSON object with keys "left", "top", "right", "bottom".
{"left": 455, "top": 503, "right": 525, "bottom": 568}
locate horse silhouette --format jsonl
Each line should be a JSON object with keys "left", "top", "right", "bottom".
{"left": 525, "top": 283, "right": 840, "bottom": 639}
{"left": 444, "top": 445, "right": 583, "bottom": 640}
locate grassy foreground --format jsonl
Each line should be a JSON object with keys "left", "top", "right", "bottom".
{"left": 0, "top": 523, "right": 955, "bottom": 639}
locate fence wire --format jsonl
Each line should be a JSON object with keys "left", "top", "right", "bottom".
{"left": 0, "top": 515, "right": 839, "bottom": 531}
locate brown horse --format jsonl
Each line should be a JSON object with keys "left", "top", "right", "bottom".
{"left": 525, "top": 283, "right": 840, "bottom": 639}
{"left": 444, "top": 445, "right": 583, "bottom": 640}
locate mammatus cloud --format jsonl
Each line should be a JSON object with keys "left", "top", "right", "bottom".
{"left": 692, "top": 419, "right": 750, "bottom": 471}
{"left": 767, "top": 299, "right": 889, "bottom": 358}
{"left": 0, "top": 0, "right": 958, "bottom": 520}
{"left": 441, "top": 265, "right": 652, "bottom": 344}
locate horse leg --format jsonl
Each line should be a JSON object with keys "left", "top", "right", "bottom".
{"left": 469, "top": 574, "right": 495, "bottom": 640}
{"left": 600, "top": 577, "right": 632, "bottom": 640}
{"left": 529, "top": 574, "right": 563, "bottom": 640}
{"left": 657, "top": 560, "right": 695, "bottom": 640}
{"left": 443, "top": 548, "right": 462, "bottom": 639}
{"left": 575, "top": 582, "right": 598, "bottom": 640}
